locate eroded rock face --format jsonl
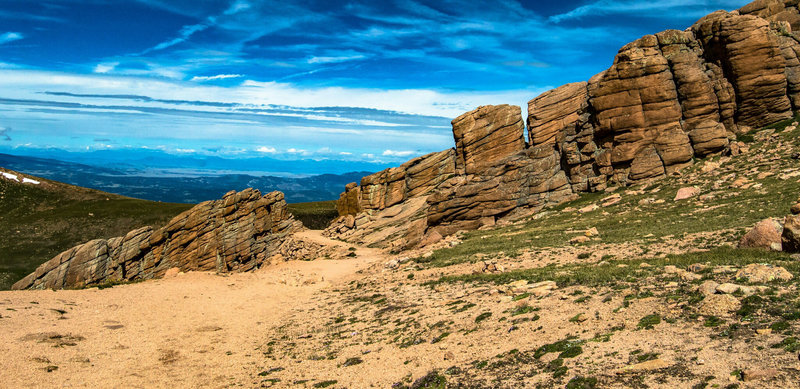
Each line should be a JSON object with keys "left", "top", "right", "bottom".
{"left": 453, "top": 105, "right": 525, "bottom": 175}
{"left": 426, "top": 145, "right": 572, "bottom": 237}
{"left": 327, "top": 1, "right": 800, "bottom": 249}
{"left": 13, "top": 189, "right": 302, "bottom": 290}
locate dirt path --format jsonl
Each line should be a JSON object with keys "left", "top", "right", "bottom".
{"left": 0, "top": 230, "right": 388, "bottom": 388}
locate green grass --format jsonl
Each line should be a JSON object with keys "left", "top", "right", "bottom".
{"left": 0, "top": 175, "right": 191, "bottom": 289}
{"left": 287, "top": 200, "right": 338, "bottom": 230}
{"left": 429, "top": 246, "right": 798, "bottom": 287}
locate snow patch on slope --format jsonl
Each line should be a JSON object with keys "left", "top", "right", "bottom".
{"left": 1, "top": 171, "right": 40, "bottom": 184}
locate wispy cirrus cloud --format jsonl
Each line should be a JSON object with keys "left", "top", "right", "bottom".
{"left": 190, "top": 74, "right": 244, "bottom": 82}
{"left": 549, "top": 0, "right": 746, "bottom": 23}
{"left": 0, "top": 32, "right": 23, "bottom": 45}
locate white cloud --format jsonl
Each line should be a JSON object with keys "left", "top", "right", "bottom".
{"left": 150, "top": 24, "right": 209, "bottom": 52}
{"left": 190, "top": 74, "right": 244, "bottom": 82}
{"left": 339, "top": 151, "right": 352, "bottom": 155}
{"left": 256, "top": 146, "right": 276, "bottom": 153}
{"left": 307, "top": 55, "right": 366, "bottom": 64}
{"left": 174, "top": 148, "right": 196, "bottom": 153}
{"left": 0, "top": 32, "right": 23, "bottom": 45}
{"left": 224, "top": 0, "right": 252, "bottom": 15}
{"left": 549, "top": 0, "right": 746, "bottom": 23}
{"left": 382, "top": 149, "right": 415, "bottom": 157}
{"left": 0, "top": 68, "right": 544, "bottom": 118}
{"left": 93, "top": 62, "right": 119, "bottom": 74}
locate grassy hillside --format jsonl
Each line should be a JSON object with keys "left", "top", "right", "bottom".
{"left": 287, "top": 200, "right": 338, "bottom": 230}
{"left": 0, "top": 171, "right": 192, "bottom": 290}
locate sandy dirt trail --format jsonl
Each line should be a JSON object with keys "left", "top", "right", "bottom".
{"left": 0, "top": 230, "right": 386, "bottom": 388}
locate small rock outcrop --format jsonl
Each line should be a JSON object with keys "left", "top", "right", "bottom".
{"left": 13, "top": 189, "right": 302, "bottom": 290}
{"left": 327, "top": 1, "right": 800, "bottom": 249}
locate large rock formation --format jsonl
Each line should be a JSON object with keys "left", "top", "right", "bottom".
{"left": 327, "top": 0, "right": 800, "bottom": 249}
{"left": 13, "top": 189, "right": 302, "bottom": 290}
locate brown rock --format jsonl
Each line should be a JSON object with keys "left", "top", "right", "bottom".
{"left": 452, "top": 104, "right": 525, "bottom": 175}
{"left": 735, "top": 263, "right": 793, "bottom": 282}
{"left": 699, "top": 294, "right": 741, "bottom": 316}
{"left": 739, "top": 218, "right": 783, "bottom": 249}
{"left": 12, "top": 189, "right": 302, "bottom": 290}
{"left": 782, "top": 213, "right": 800, "bottom": 252}
{"left": 674, "top": 187, "right": 700, "bottom": 201}
{"left": 688, "top": 120, "right": 729, "bottom": 156}
{"left": 693, "top": 11, "right": 793, "bottom": 128}
{"left": 335, "top": 182, "right": 362, "bottom": 216}
{"left": 527, "top": 82, "right": 589, "bottom": 146}
{"left": 742, "top": 368, "right": 781, "bottom": 382}
{"left": 615, "top": 359, "right": 672, "bottom": 374}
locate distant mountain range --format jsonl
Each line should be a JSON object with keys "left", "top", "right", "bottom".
{"left": 0, "top": 152, "right": 370, "bottom": 203}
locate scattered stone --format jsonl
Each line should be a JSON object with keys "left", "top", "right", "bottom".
{"left": 698, "top": 294, "right": 741, "bottom": 316}
{"left": 615, "top": 359, "right": 672, "bottom": 374}
{"left": 570, "top": 236, "right": 590, "bottom": 244}
{"left": 578, "top": 204, "right": 599, "bottom": 214}
{"left": 756, "top": 328, "right": 773, "bottom": 335}
{"left": 716, "top": 283, "right": 756, "bottom": 295}
{"left": 664, "top": 265, "right": 679, "bottom": 274}
{"left": 529, "top": 281, "right": 557, "bottom": 297}
{"left": 688, "top": 263, "right": 707, "bottom": 273}
{"left": 680, "top": 272, "right": 702, "bottom": 281}
{"left": 601, "top": 194, "right": 622, "bottom": 207}
{"left": 585, "top": 227, "right": 599, "bottom": 237}
{"left": 735, "top": 264, "right": 793, "bottom": 283}
{"left": 742, "top": 368, "right": 780, "bottom": 382}
{"left": 674, "top": 187, "right": 700, "bottom": 201}
{"left": 698, "top": 280, "right": 719, "bottom": 296}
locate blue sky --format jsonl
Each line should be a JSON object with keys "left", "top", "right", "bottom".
{"left": 0, "top": 0, "right": 748, "bottom": 174}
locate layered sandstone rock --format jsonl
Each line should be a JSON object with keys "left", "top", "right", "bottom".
{"left": 452, "top": 105, "right": 525, "bottom": 175}
{"left": 327, "top": 1, "right": 800, "bottom": 249}
{"left": 13, "top": 189, "right": 302, "bottom": 290}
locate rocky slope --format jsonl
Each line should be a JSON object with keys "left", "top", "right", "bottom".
{"left": 326, "top": 0, "right": 800, "bottom": 250}
{"left": 12, "top": 189, "right": 303, "bottom": 290}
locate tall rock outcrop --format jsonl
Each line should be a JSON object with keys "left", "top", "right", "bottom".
{"left": 327, "top": 0, "right": 800, "bottom": 249}
{"left": 13, "top": 189, "right": 302, "bottom": 290}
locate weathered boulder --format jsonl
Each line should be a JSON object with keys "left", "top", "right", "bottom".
{"left": 739, "top": 218, "right": 783, "bottom": 249}
{"left": 452, "top": 105, "right": 525, "bottom": 175}
{"left": 13, "top": 189, "right": 302, "bottom": 290}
